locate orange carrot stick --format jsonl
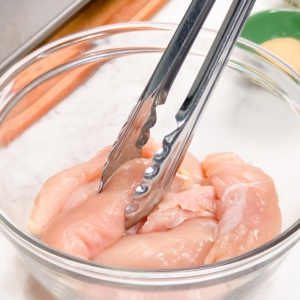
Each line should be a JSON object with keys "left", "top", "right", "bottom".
{"left": 0, "top": 0, "right": 169, "bottom": 147}
{"left": 0, "top": 64, "right": 96, "bottom": 147}
{"left": 130, "top": 0, "right": 170, "bottom": 21}
{"left": 6, "top": 41, "right": 94, "bottom": 120}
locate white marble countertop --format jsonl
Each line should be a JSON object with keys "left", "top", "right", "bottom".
{"left": 0, "top": 0, "right": 300, "bottom": 299}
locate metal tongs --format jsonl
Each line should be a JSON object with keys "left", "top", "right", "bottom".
{"left": 99, "top": 0, "right": 256, "bottom": 229}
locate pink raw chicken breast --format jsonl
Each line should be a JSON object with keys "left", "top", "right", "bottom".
{"left": 38, "top": 140, "right": 205, "bottom": 260}
{"left": 61, "top": 179, "right": 99, "bottom": 213}
{"left": 29, "top": 137, "right": 282, "bottom": 268}
{"left": 202, "top": 153, "right": 282, "bottom": 263}
{"left": 140, "top": 186, "right": 217, "bottom": 233}
{"left": 94, "top": 218, "right": 217, "bottom": 268}
{"left": 41, "top": 159, "right": 150, "bottom": 259}
{"left": 28, "top": 146, "right": 111, "bottom": 235}
{"left": 29, "top": 139, "right": 159, "bottom": 237}
{"left": 29, "top": 137, "right": 203, "bottom": 236}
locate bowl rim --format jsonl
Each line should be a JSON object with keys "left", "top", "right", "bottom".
{"left": 0, "top": 21, "right": 300, "bottom": 284}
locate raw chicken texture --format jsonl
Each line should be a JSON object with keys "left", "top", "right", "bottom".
{"left": 29, "top": 139, "right": 281, "bottom": 267}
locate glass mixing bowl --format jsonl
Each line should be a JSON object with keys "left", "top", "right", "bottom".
{"left": 0, "top": 23, "right": 299, "bottom": 300}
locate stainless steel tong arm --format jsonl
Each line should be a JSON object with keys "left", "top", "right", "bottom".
{"left": 124, "top": 0, "right": 256, "bottom": 229}
{"left": 99, "top": 0, "right": 216, "bottom": 191}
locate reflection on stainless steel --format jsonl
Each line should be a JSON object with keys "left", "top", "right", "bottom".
{"left": 123, "top": 0, "right": 256, "bottom": 229}
{"left": 99, "top": 0, "right": 216, "bottom": 191}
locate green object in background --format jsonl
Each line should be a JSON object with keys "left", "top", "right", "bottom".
{"left": 241, "top": 9, "right": 300, "bottom": 44}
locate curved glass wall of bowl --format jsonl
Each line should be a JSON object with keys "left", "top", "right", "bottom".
{"left": 0, "top": 24, "right": 299, "bottom": 300}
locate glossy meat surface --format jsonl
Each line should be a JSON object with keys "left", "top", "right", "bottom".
{"left": 29, "top": 140, "right": 281, "bottom": 267}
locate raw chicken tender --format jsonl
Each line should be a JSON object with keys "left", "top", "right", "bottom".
{"left": 42, "top": 159, "right": 151, "bottom": 259}
{"left": 140, "top": 186, "right": 217, "bottom": 233}
{"left": 29, "top": 146, "right": 110, "bottom": 235}
{"left": 35, "top": 138, "right": 206, "bottom": 260}
{"left": 202, "top": 153, "right": 282, "bottom": 263}
{"left": 95, "top": 218, "right": 216, "bottom": 268}
{"left": 29, "top": 139, "right": 281, "bottom": 268}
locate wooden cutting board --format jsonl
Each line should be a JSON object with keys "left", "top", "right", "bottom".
{"left": 0, "top": 0, "right": 169, "bottom": 146}
{"left": 43, "top": 0, "right": 169, "bottom": 44}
